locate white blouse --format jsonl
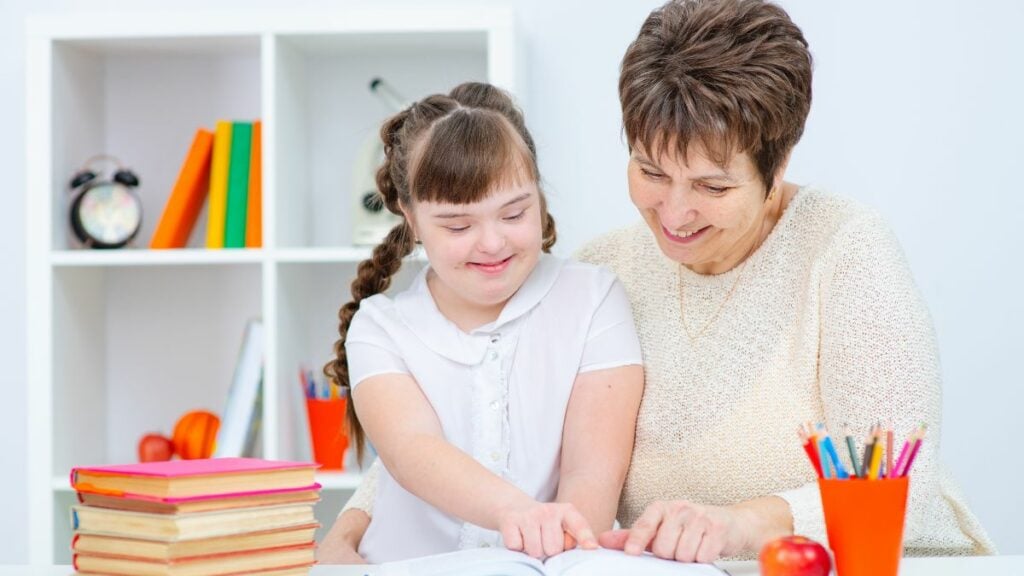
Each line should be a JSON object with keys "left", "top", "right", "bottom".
{"left": 345, "top": 254, "right": 643, "bottom": 563}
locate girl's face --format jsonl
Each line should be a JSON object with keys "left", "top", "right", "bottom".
{"left": 408, "top": 179, "right": 544, "bottom": 319}
{"left": 628, "top": 140, "right": 785, "bottom": 275}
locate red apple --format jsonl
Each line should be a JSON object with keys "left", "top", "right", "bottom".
{"left": 759, "top": 535, "right": 832, "bottom": 576}
{"left": 138, "top": 433, "right": 175, "bottom": 462}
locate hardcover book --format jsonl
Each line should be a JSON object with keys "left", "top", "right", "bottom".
{"left": 71, "top": 524, "right": 318, "bottom": 562}
{"left": 73, "top": 542, "right": 314, "bottom": 576}
{"left": 71, "top": 503, "right": 316, "bottom": 541}
{"left": 71, "top": 458, "right": 318, "bottom": 499}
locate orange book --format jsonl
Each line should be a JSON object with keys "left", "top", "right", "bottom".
{"left": 150, "top": 129, "right": 214, "bottom": 249}
{"left": 245, "top": 120, "right": 262, "bottom": 248}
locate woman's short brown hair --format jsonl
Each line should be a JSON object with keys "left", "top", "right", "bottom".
{"left": 620, "top": 0, "right": 813, "bottom": 189}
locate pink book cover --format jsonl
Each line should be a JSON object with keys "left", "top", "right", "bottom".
{"left": 71, "top": 458, "right": 320, "bottom": 502}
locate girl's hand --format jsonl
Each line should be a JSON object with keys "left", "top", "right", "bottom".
{"left": 598, "top": 500, "right": 753, "bottom": 563}
{"left": 498, "top": 501, "right": 598, "bottom": 559}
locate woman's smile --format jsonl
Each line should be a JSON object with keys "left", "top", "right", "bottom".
{"left": 662, "top": 224, "right": 709, "bottom": 245}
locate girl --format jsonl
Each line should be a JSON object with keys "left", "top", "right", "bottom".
{"left": 321, "top": 82, "right": 644, "bottom": 563}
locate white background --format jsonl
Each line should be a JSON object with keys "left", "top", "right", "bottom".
{"left": 1, "top": 0, "right": 1021, "bottom": 561}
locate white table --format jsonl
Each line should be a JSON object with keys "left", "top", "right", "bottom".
{"left": 1, "top": 556, "right": 1021, "bottom": 575}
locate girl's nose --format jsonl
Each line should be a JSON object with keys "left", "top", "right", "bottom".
{"left": 477, "top": 224, "right": 507, "bottom": 254}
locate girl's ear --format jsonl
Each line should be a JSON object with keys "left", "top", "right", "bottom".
{"left": 399, "top": 202, "right": 419, "bottom": 243}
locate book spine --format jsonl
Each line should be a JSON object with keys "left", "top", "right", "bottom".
{"left": 150, "top": 128, "right": 214, "bottom": 249}
{"left": 205, "top": 120, "right": 233, "bottom": 248}
{"left": 224, "top": 121, "right": 253, "bottom": 248}
{"left": 245, "top": 120, "right": 263, "bottom": 248}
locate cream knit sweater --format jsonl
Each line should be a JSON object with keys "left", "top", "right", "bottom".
{"left": 342, "top": 187, "right": 993, "bottom": 556}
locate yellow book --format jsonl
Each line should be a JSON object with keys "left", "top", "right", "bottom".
{"left": 71, "top": 523, "right": 318, "bottom": 561}
{"left": 71, "top": 503, "right": 315, "bottom": 541}
{"left": 205, "top": 120, "right": 233, "bottom": 248}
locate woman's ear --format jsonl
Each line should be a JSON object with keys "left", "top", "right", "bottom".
{"left": 773, "top": 151, "right": 794, "bottom": 193}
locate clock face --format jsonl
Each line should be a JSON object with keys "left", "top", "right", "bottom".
{"left": 79, "top": 183, "right": 141, "bottom": 245}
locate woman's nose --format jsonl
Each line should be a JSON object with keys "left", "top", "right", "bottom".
{"left": 664, "top": 187, "right": 699, "bottom": 227}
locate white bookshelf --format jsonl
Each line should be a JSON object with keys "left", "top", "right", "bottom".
{"left": 25, "top": 9, "right": 518, "bottom": 564}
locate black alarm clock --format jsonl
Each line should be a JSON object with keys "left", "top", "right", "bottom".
{"left": 68, "top": 155, "right": 142, "bottom": 249}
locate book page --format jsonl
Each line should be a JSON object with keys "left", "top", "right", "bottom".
{"left": 543, "top": 548, "right": 729, "bottom": 576}
{"left": 379, "top": 548, "right": 545, "bottom": 576}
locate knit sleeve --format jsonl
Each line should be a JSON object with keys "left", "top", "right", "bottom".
{"left": 340, "top": 457, "right": 381, "bottom": 517}
{"left": 776, "top": 209, "right": 991, "bottom": 554}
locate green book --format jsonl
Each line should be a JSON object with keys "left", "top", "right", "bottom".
{"left": 224, "top": 121, "right": 253, "bottom": 248}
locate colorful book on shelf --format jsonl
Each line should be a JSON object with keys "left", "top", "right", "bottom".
{"left": 245, "top": 120, "right": 263, "bottom": 248}
{"left": 224, "top": 121, "right": 253, "bottom": 248}
{"left": 71, "top": 458, "right": 319, "bottom": 500}
{"left": 205, "top": 120, "right": 233, "bottom": 248}
{"left": 76, "top": 485, "right": 321, "bottom": 515}
{"left": 71, "top": 503, "right": 316, "bottom": 541}
{"left": 73, "top": 542, "right": 315, "bottom": 576}
{"left": 150, "top": 128, "right": 214, "bottom": 249}
{"left": 71, "top": 523, "right": 318, "bottom": 562}
{"left": 214, "top": 320, "right": 265, "bottom": 458}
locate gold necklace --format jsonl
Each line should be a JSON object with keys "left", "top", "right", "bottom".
{"left": 677, "top": 260, "right": 749, "bottom": 343}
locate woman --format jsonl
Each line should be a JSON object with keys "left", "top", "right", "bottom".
{"left": 318, "top": 0, "right": 994, "bottom": 563}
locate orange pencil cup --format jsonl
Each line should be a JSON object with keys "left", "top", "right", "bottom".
{"left": 305, "top": 397, "right": 348, "bottom": 471}
{"left": 819, "top": 477, "right": 909, "bottom": 576}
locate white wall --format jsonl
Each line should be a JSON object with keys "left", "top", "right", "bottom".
{"left": 2, "top": 0, "right": 1020, "bottom": 562}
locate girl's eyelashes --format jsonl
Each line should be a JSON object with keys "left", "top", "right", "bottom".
{"left": 439, "top": 210, "right": 527, "bottom": 232}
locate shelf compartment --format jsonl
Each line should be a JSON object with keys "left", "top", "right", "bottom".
{"left": 52, "top": 264, "right": 263, "bottom": 476}
{"left": 50, "top": 35, "right": 262, "bottom": 251}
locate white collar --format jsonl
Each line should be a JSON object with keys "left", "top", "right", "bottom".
{"left": 395, "top": 254, "right": 565, "bottom": 365}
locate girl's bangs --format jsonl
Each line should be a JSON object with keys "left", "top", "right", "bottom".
{"left": 410, "top": 109, "right": 537, "bottom": 205}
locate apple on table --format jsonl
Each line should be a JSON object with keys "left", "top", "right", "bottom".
{"left": 759, "top": 535, "right": 832, "bottom": 576}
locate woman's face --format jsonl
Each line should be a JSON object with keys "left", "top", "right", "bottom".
{"left": 628, "top": 141, "right": 780, "bottom": 274}
{"left": 408, "top": 179, "right": 544, "bottom": 314}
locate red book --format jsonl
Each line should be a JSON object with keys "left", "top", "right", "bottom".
{"left": 151, "top": 128, "right": 214, "bottom": 249}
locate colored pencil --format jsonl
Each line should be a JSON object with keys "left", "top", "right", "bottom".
{"left": 868, "top": 428, "right": 884, "bottom": 480}
{"left": 843, "top": 424, "right": 860, "bottom": 478}
{"left": 860, "top": 425, "right": 876, "bottom": 478}
{"left": 886, "top": 427, "right": 894, "bottom": 481}
{"left": 798, "top": 425, "right": 824, "bottom": 478}
{"left": 899, "top": 425, "right": 928, "bottom": 477}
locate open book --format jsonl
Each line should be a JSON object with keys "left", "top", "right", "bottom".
{"left": 379, "top": 548, "right": 729, "bottom": 576}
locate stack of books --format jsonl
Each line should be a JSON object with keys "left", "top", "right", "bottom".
{"left": 69, "top": 458, "right": 321, "bottom": 576}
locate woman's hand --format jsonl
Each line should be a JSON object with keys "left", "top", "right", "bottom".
{"left": 315, "top": 508, "right": 370, "bottom": 565}
{"left": 497, "top": 501, "right": 598, "bottom": 559}
{"left": 598, "top": 500, "right": 769, "bottom": 563}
